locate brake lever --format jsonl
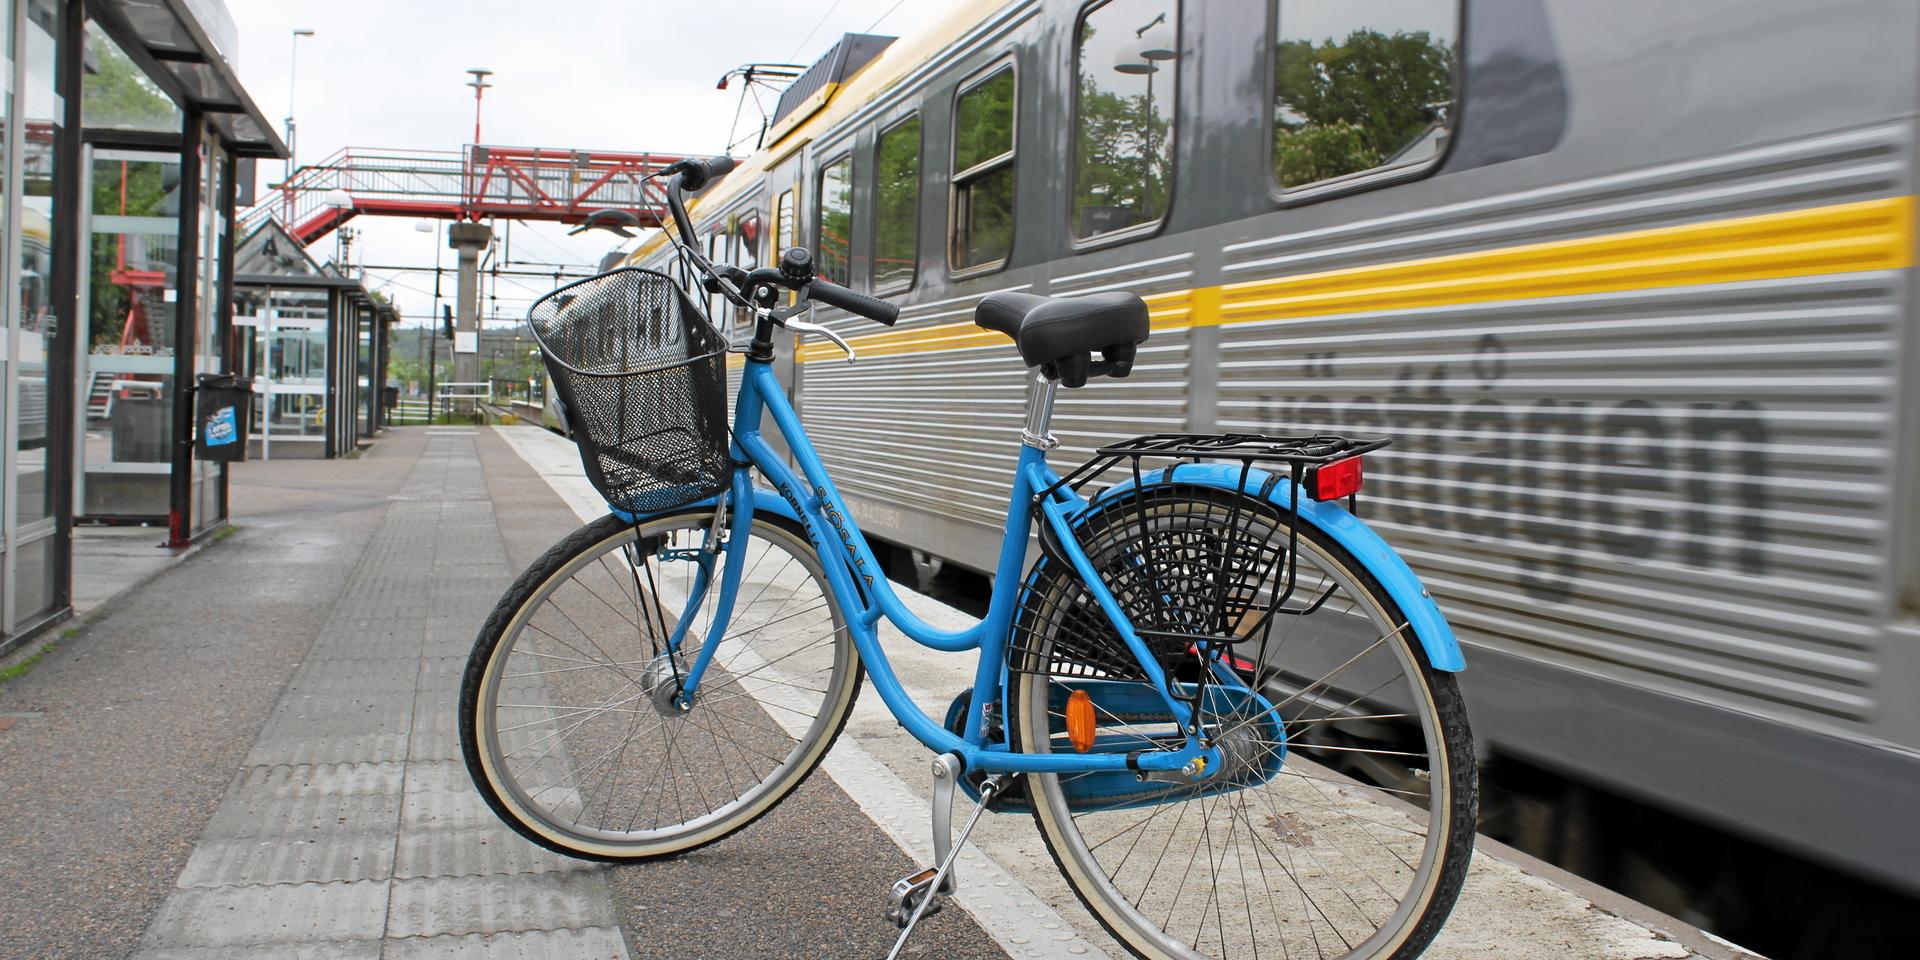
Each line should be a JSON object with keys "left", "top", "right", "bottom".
{"left": 783, "top": 317, "right": 856, "bottom": 363}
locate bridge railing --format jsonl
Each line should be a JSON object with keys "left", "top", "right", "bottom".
{"left": 242, "top": 144, "right": 688, "bottom": 244}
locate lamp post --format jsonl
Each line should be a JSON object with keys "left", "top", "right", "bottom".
{"left": 285, "top": 28, "right": 314, "bottom": 181}
{"left": 466, "top": 69, "right": 494, "bottom": 144}
{"left": 1113, "top": 15, "right": 1176, "bottom": 222}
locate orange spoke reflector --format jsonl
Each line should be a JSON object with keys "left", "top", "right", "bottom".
{"left": 1066, "top": 689, "right": 1096, "bottom": 753}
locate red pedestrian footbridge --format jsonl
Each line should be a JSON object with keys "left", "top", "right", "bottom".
{"left": 245, "top": 145, "right": 688, "bottom": 244}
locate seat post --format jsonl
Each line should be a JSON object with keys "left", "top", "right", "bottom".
{"left": 1022, "top": 371, "right": 1059, "bottom": 450}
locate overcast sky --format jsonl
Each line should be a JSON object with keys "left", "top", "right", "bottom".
{"left": 222, "top": 0, "right": 950, "bottom": 326}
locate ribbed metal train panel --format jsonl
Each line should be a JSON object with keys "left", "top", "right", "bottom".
{"left": 1215, "top": 125, "right": 1911, "bottom": 736}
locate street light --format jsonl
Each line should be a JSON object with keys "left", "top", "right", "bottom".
{"left": 285, "top": 28, "right": 315, "bottom": 179}
{"left": 466, "top": 69, "right": 494, "bottom": 144}
{"left": 1113, "top": 14, "right": 1177, "bottom": 223}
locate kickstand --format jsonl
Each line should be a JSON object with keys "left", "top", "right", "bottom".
{"left": 884, "top": 754, "right": 1005, "bottom": 960}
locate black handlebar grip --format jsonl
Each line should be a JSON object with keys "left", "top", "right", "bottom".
{"left": 809, "top": 279, "right": 900, "bottom": 327}
{"left": 673, "top": 155, "right": 738, "bottom": 192}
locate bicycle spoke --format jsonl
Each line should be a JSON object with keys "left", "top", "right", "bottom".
{"left": 473, "top": 514, "right": 852, "bottom": 856}
{"left": 1016, "top": 489, "right": 1467, "bottom": 960}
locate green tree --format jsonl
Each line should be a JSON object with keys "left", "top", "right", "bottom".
{"left": 84, "top": 28, "right": 183, "bottom": 349}
{"left": 1273, "top": 29, "right": 1453, "bottom": 188}
{"left": 1072, "top": 77, "right": 1173, "bottom": 237}
{"left": 951, "top": 69, "right": 1015, "bottom": 267}
{"left": 82, "top": 27, "right": 180, "bottom": 132}
{"left": 873, "top": 117, "right": 920, "bottom": 290}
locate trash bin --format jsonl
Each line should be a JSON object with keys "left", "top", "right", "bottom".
{"left": 382, "top": 385, "right": 399, "bottom": 410}
{"left": 110, "top": 392, "right": 168, "bottom": 462}
{"left": 195, "top": 373, "right": 253, "bottom": 462}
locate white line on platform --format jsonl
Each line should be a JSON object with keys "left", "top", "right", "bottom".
{"left": 492, "top": 425, "right": 1114, "bottom": 960}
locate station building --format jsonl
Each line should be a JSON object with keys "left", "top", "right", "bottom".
{"left": 1, "top": 0, "right": 286, "bottom": 654}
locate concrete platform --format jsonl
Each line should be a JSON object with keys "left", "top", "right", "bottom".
{"left": 0, "top": 424, "right": 1763, "bottom": 959}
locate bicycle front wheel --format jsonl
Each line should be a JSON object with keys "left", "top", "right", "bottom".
{"left": 461, "top": 509, "right": 860, "bottom": 861}
{"left": 1009, "top": 491, "right": 1476, "bottom": 960}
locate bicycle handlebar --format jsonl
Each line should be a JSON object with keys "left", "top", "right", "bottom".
{"left": 807, "top": 278, "right": 900, "bottom": 327}
{"left": 665, "top": 155, "right": 737, "bottom": 193}
{"left": 661, "top": 155, "right": 897, "bottom": 329}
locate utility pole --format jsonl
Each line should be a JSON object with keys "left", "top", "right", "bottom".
{"left": 285, "top": 28, "right": 314, "bottom": 181}
{"left": 428, "top": 304, "right": 447, "bottom": 424}
{"left": 466, "top": 69, "right": 493, "bottom": 144}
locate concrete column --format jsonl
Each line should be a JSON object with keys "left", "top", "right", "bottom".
{"left": 447, "top": 222, "right": 492, "bottom": 408}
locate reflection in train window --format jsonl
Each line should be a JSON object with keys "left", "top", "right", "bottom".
{"left": 1072, "top": 0, "right": 1178, "bottom": 241}
{"left": 732, "top": 214, "right": 763, "bottom": 334}
{"left": 704, "top": 228, "right": 728, "bottom": 322}
{"left": 873, "top": 115, "right": 921, "bottom": 293}
{"left": 774, "top": 189, "right": 798, "bottom": 304}
{"left": 817, "top": 154, "right": 854, "bottom": 284}
{"left": 775, "top": 190, "right": 796, "bottom": 256}
{"left": 950, "top": 66, "right": 1015, "bottom": 273}
{"left": 1271, "top": 0, "right": 1457, "bottom": 191}
{"left": 736, "top": 213, "right": 762, "bottom": 271}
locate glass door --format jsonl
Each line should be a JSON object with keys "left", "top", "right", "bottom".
{"left": 76, "top": 147, "right": 181, "bottom": 519}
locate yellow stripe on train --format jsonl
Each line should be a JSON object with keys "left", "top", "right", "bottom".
{"left": 792, "top": 195, "right": 1914, "bottom": 364}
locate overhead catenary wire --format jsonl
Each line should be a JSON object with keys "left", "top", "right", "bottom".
{"left": 784, "top": 0, "right": 846, "bottom": 63}
{"left": 865, "top": 0, "right": 908, "bottom": 33}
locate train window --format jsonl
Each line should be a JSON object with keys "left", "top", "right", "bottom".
{"left": 731, "top": 214, "right": 763, "bottom": 334}
{"left": 1270, "top": 0, "right": 1457, "bottom": 192}
{"left": 817, "top": 154, "right": 854, "bottom": 284}
{"left": 949, "top": 65, "right": 1016, "bottom": 273}
{"left": 773, "top": 189, "right": 798, "bottom": 305}
{"left": 873, "top": 115, "right": 921, "bottom": 293}
{"left": 1072, "top": 0, "right": 1179, "bottom": 241}
{"left": 775, "top": 189, "right": 796, "bottom": 256}
{"left": 704, "top": 228, "right": 729, "bottom": 323}
{"left": 736, "top": 214, "right": 762, "bottom": 270}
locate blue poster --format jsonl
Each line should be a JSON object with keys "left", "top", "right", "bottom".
{"left": 205, "top": 405, "right": 238, "bottom": 446}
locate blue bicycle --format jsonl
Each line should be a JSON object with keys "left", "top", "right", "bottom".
{"left": 461, "top": 157, "right": 1478, "bottom": 960}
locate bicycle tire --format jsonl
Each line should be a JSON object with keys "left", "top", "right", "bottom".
{"left": 1009, "top": 488, "right": 1477, "bottom": 960}
{"left": 461, "top": 508, "right": 863, "bottom": 862}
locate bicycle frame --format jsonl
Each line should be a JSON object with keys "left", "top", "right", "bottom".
{"left": 650, "top": 356, "right": 1223, "bottom": 777}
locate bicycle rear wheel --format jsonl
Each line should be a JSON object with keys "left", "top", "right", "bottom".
{"left": 1009, "top": 489, "right": 1476, "bottom": 959}
{"left": 461, "top": 509, "right": 860, "bottom": 861}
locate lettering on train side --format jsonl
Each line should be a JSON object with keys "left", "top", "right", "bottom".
{"left": 1260, "top": 336, "right": 1772, "bottom": 602}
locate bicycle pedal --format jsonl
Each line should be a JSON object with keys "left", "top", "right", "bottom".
{"left": 883, "top": 867, "right": 944, "bottom": 928}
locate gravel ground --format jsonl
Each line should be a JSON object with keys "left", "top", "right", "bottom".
{"left": 474, "top": 428, "right": 1007, "bottom": 959}
{"left": 0, "top": 435, "right": 424, "bottom": 959}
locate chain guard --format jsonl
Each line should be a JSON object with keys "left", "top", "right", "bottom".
{"left": 942, "top": 680, "right": 1285, "bottom": 815}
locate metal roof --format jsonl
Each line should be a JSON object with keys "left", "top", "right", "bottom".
{"left": 86, "top": 0, "right": 288, "bottom": 158}
{"left": 765, "top": 33, "right": 895, "bottom": 146}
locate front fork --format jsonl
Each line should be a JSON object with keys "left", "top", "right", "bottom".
{"left": 656, "top": 468, "right": 758, "bottom": 708}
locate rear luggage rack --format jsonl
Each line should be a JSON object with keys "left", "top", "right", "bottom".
{"left": 1014, "top": 432, "right": 1391, "bottom": 730}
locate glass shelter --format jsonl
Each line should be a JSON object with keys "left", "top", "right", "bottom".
{"left": 232, "top": 219, "right": 393, "bottom": 459}
{"left": 0, "top": 0, "right": 283, "bottom": 656}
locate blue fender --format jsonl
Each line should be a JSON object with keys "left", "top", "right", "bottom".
{"left": 1087, "top": 462, "right": 1465, "bottom": 672}
{"left": 608, "top": 485, "right": 805, "bottom": 530}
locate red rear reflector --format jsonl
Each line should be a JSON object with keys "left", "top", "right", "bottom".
{"left": 1308, "top": 457, "right": 1364, "bottom": 501}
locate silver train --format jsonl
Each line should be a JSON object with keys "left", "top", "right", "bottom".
{"left": 595, "top": 0, "right": 1920, "bottom": 930}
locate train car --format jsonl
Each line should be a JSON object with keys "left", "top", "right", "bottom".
{"left": 626, "top": 0, "right": 1920, "bottom": 948}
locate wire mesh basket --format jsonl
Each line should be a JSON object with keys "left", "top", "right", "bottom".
{"left": 528, "top": 267, "right": 731, "bottom": 515}
{"left": 1011, "top": 433, "right": 1389, "bottom": 703}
